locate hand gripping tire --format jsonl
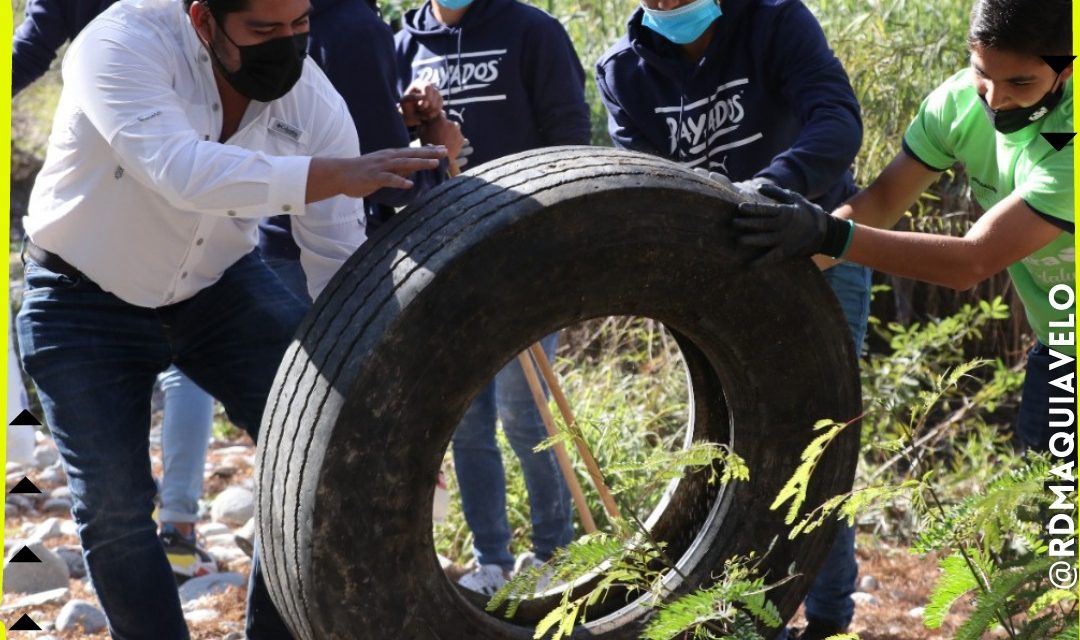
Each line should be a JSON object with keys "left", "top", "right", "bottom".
{"left": 256, "top": 146, "right": 861, "bottom": 639}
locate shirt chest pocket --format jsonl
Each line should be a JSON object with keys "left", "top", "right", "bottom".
{"left": 230, "top": 116, "right": 308, "bottom": 157}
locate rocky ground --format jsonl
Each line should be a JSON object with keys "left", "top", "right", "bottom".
{"left": 3, "top": 430, "right": 977, "bottom": 639}
{"left": 4, "top": 427, "right": 255, "bottom": 639}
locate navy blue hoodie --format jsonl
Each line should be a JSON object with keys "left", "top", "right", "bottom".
{"left": 259, "top": 0, "right": 450, "bottom": 260}
{"left": 12, "top": 0, "right": 117, "bottom": 95}
{"left": 394, "top": 0, "right": 591, "bottom": 167}
{"left": 596, "top": 0, "right": 862, "bottom": 210}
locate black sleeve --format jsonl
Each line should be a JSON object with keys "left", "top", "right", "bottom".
{"left": 901, "top": 138, "right": 951, "bottom": 173}
{"left": 1025, "top": 199, "right": 1075, "bottom": 234}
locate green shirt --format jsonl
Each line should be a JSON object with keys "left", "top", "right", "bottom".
{"left": 903, "top": 69, "right": 1075, "bottom": 355}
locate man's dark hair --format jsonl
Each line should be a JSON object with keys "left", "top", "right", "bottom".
{"left": 969, "top": 0, "right": 1071, "bottom": 57}
{"left": 183, "top": 0, "right": 250, "bottom": 21}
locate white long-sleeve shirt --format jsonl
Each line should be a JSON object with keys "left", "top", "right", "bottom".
{"left": 25, "top": 0, "right": 365, "bottom": 307}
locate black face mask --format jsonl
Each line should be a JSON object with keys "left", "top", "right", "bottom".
{"left": 207, "top": 15, "right": 308, "bottom": 102}
{"left": 979, "top": 80, "right": 1064, "bottom": 134}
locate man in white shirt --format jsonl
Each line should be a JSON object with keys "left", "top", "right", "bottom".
{"left": 15, "top": 0, "right": 446, "bottom": 636}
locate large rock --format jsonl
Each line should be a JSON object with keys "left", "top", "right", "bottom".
{"left": 28, "top": 518, "right": 65, "bottom": 543}
{"left": 234, "top": 518, "right": 255, "bottom": 558}
{"left": 7, "top": 494, "right": 35, "bottom": 512}
{"left": 0, "top": 587, "right": 70, "bottom": 613}
{"left": 184, "top": 608, "right": 218, "bottom": 623}
{"left": 55, "top": 600, "right": 107, "bottom": 634}
{"left": 198, "top": 522, "right": 231, "bottom": 538}
{"left": 37, "top": 464, "right": 66, "bottom": 486}
{"left": 177, "top": 572, "right": 247, "bottom": 603}
{"left": 205, "top": 533, "right": 240, "bottom": 548}
{"left": 32, "top": 444, "right": 59, "bottom": 469}
{"left": 55, "top": 546, "right": 87, "bottom": 580}
{"left": 3, "top": 541, "right": 70, "bottom": 594}
{"left": 210, "top": 487, "right": 254, "bottom": 527}
{"left": 42, "top": 498, "right": 72, "bottom": 515}
{"left": 222, "top": 455, "right": 253, "bottom": 470}
{"left": 207, "top": 546, "right": 247, "bottom": 564}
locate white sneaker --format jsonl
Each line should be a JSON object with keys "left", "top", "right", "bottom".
{"left": 513, "top": 552, "right": 556, "bottom": 592}
{"left": 457, "top": 564, "right": 510, "bottom": 596}
{"left": 432, "top": 470, "right": 450, "bottom": 523}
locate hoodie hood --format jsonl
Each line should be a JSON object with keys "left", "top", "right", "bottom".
{"left": 401, "top": 0, "right": 515, "bottom": 35}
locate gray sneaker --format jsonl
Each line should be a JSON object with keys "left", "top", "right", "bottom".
{"left": 457, "top": 564, "right": 510, "bottom": 596}
{"left": 513, "top": 552, "right": 557, "bottom": 593}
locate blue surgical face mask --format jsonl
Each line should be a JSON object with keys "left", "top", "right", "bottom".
{"left": 641, "top": 0, "right": 722, "bottom": 45}
{"left": 435, "top": 0, "right": 474, "bottom": 9}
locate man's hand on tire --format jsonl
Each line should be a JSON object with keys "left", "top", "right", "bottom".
{"left": 734, "top": 183, "right": 853, "bottom": 266}
{"left": 325, "top": 146, "right": 448, "bottom": 198}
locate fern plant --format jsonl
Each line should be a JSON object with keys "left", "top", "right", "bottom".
{"left": 775, "top": 357, "right": 1077, "bottom": 639}
{"left": 640, "top": 555, "right": 785, "bottom": 640}
{"left": 488, "top": 439, "right": 789, "bottom": 640}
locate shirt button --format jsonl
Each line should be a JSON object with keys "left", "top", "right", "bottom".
{"left": 282, "top": 204, "right": 292, "bottom": 212}
{"left": 212, "top": 103, "right": 220, "bottom": 112}
{"left": 203, "top": 135, "right": 210, "bottom": 141}
{"left": 181, "top": 272, "right": 188, "bottom": 279}
{"left": 227, "top": 210, "right": 236, "bottom": 217}
{"left": 199, "top": 53, "right": 208, "bottom": 62}
{"left": 196, "top": 238, "right": 205, "bottom": 246}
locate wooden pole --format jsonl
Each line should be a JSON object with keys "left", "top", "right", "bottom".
{"left": 528, "top": 344, "right": 622, "bottom": 522}
{"left": 448, "top": 161, "right": 606, "bottom": 531}
{"left": 516, "top": 352, "right": 597, "bottom": 533}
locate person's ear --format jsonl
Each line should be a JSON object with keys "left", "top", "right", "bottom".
{"left": 189, "top": 1, "right": 213, "bottom": 44}
{"left": 1058, "top": 64, "right": 1073, "bottom": 86}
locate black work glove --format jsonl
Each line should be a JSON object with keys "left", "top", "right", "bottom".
{"left": 734, "top": 183, "right": 854, "bottom": 266}
{"left": 732, "top": 176, "right": 777, "bottom": 198}
{"left": 692, "top": 168, "right": 776, "bottom": 201}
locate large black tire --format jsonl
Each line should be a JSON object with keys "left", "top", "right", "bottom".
{"left": 256, "top": 146, "right": 861, "bottom": 639}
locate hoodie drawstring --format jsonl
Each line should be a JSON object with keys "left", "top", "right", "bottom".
{"left": 442, "top": 26, "right": 465, "bottom": 118}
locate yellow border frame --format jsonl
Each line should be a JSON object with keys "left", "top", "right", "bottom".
{"left": 0, "top": 1, "right": 1075, "bottom": 636}
{"left": 2, "top": 1, "right": 15, "bottom": 630}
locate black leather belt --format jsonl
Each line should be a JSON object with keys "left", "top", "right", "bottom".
{"left": 24, "top": 240, "right": 86, "bottom": 281}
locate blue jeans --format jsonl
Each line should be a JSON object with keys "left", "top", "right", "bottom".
{"left": 799, "top": 261, "right": 871, "bottom": 631}
{"left": 157, "top": 365, "right": 214, "bottom": 524}
{"left": 1018, "top": 341, "right": 1076, "bottom": 456}
{"left": 452, "top": 333, "right": 574, "bottom": 568}
{"left": 263, "top": 256, "right": 311, "bottom": 305}
{"left": 16, "top": 251, "right": 301, "bottom": 639}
